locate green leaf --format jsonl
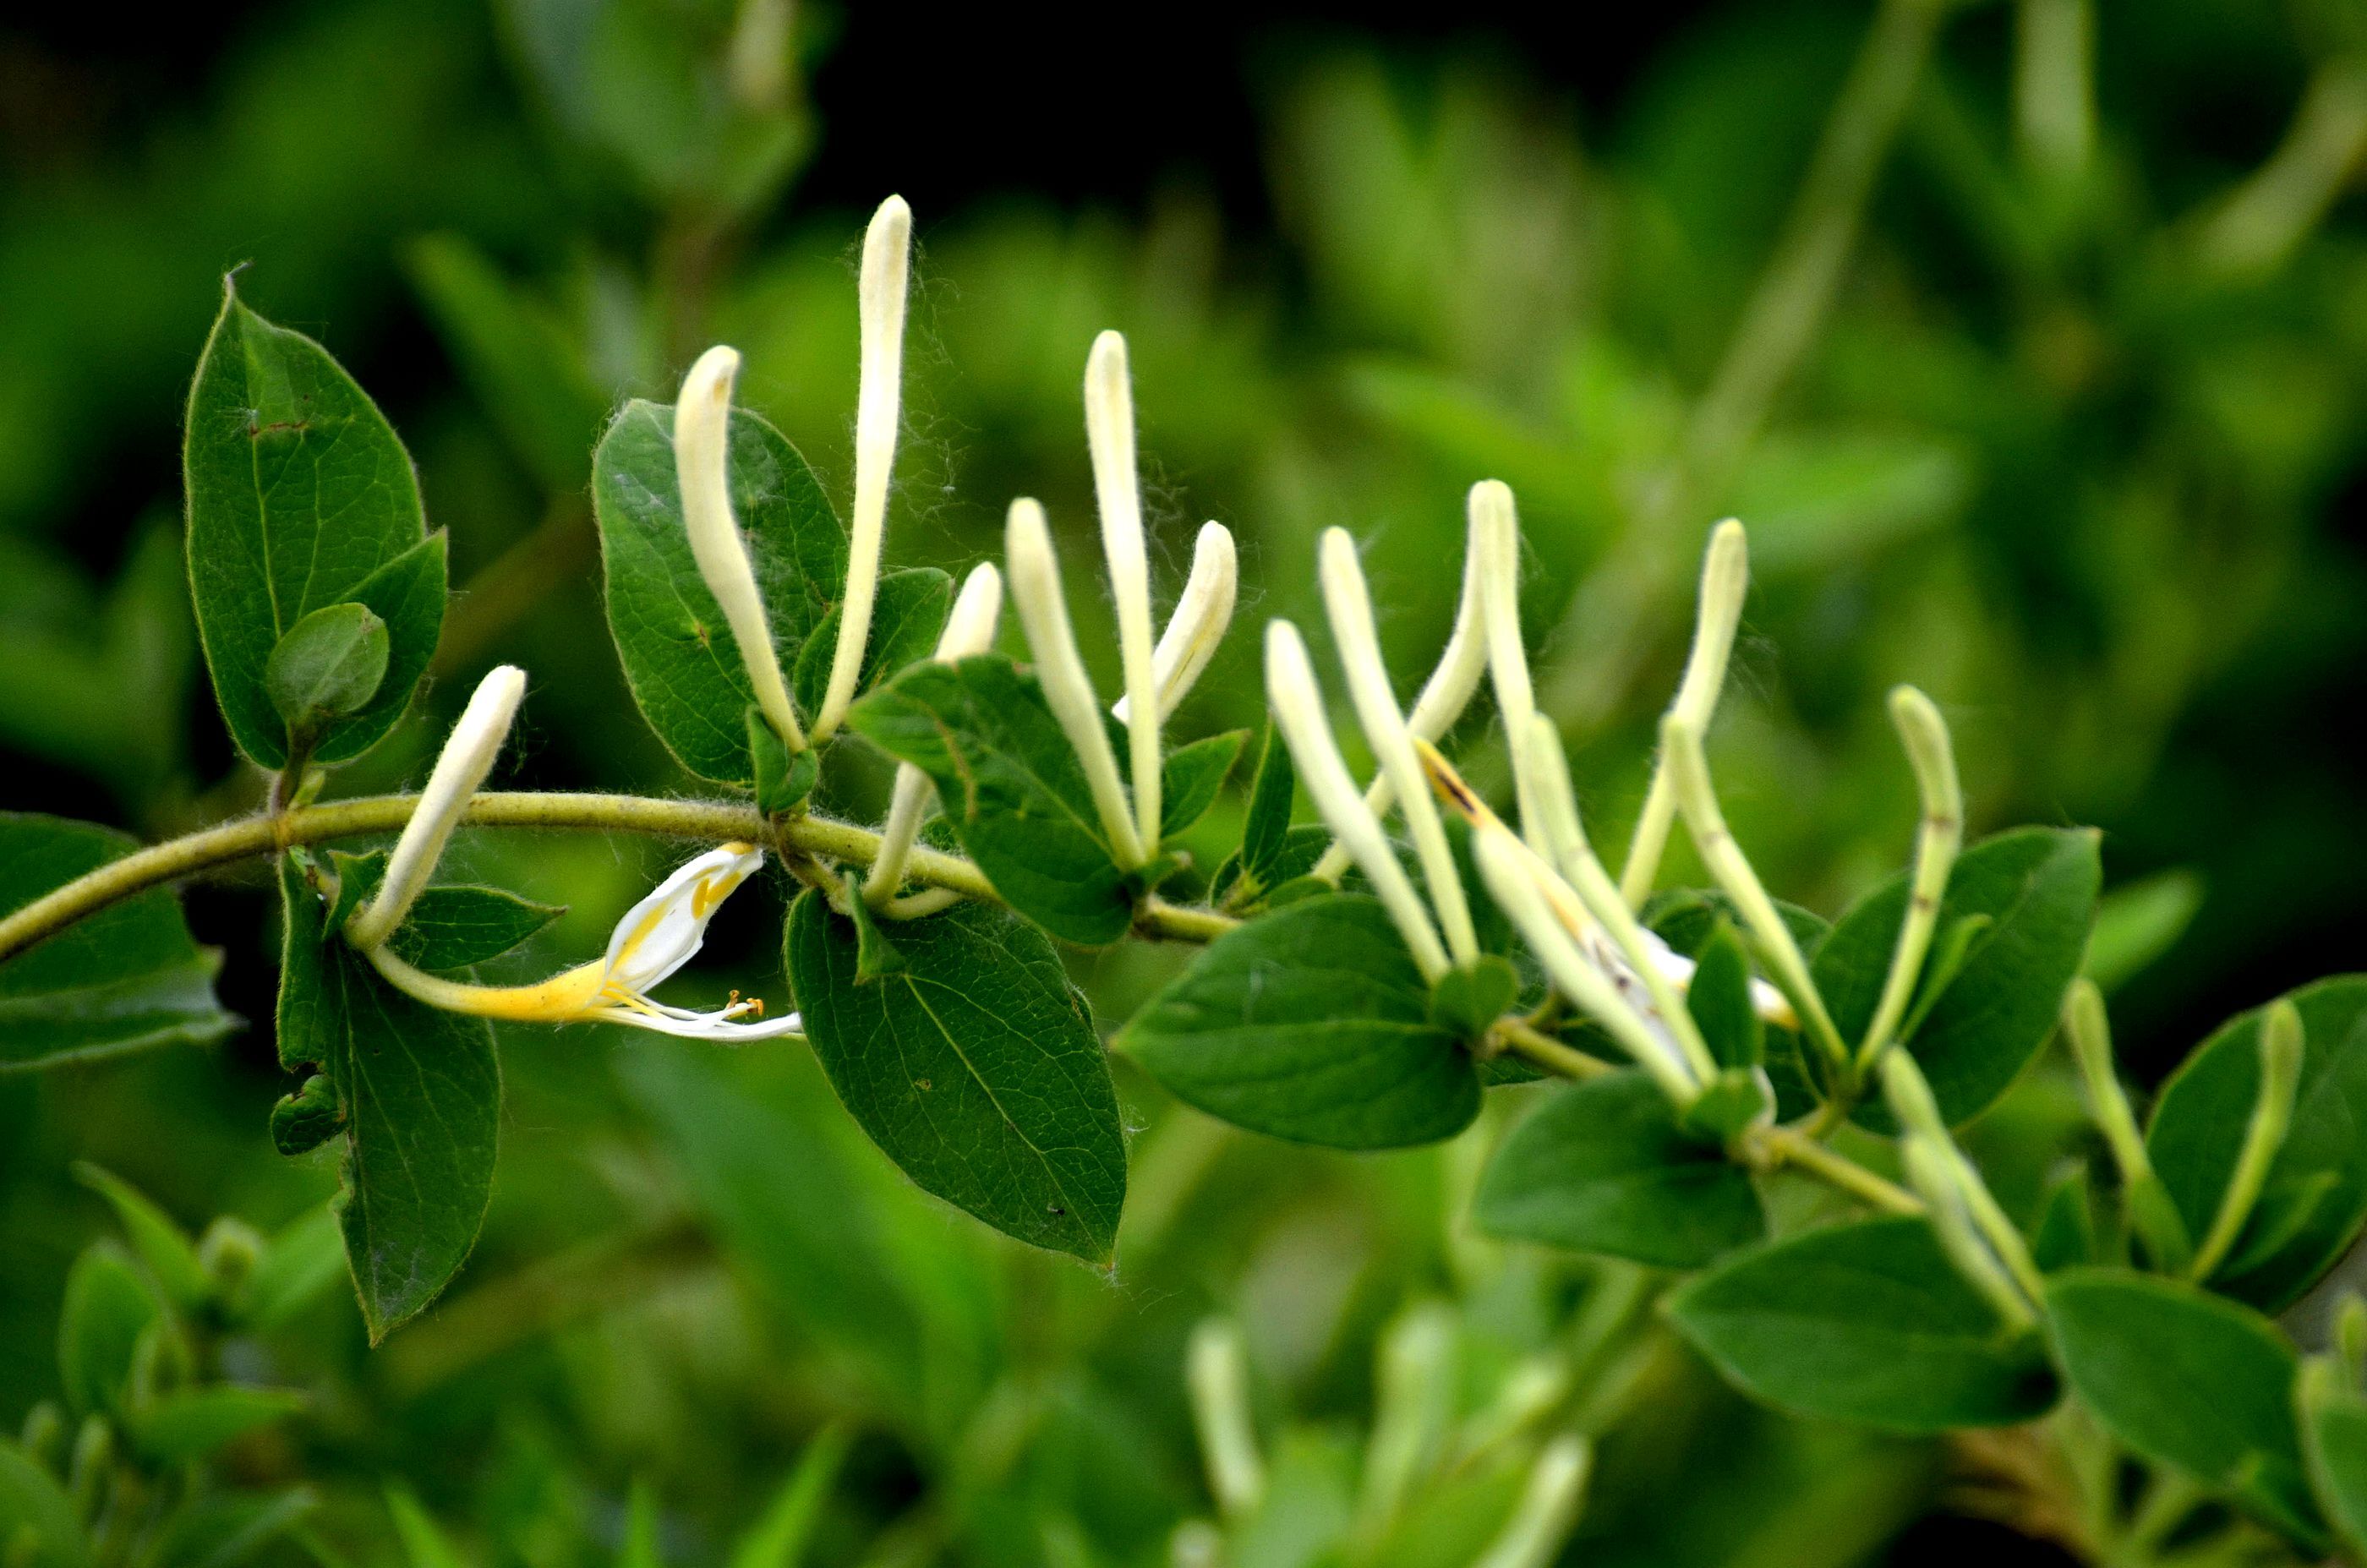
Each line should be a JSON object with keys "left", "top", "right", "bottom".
{"left": 2146, "top": 976, "right": 2367, "bottom": 1311}
{"left": 1237, "top": 724, "right": 1298, "bottom": 884}
{"left": 845, "top": 889, "right": 907, "bottom": 983}
{"left": 386, "top": 1485, "right": 467, "bottom": 1568}
{"left": 0, "top": 815, "right": 236, "bottom": 1072}
{"left": 848, "top": 654, "right": 1133, "bottom": 946}
{"left": 1687, "top": 918, "right": 1763, "bottom": 1068}
{"left": 57, "top": 1241, "right": 161, "bottom": 1416}
{"left": 1665, "top": 1216, "right": 2058, "bottom": 1432}
{"left": 791, "top": 566, "right": 953, "bottom": 721}
{"left": 1475, "top": 1070, "right": 1765, "bottom": 1267}
{"left": 405, "top": 232, "right": 609, "bottom": 495}
{"left": 239, "top": 1206, "right": 346, "bottom": 1332}
{"left": 2084, "top": 868, "right": 2204, "bottom": 995}
{"left": 72, "top": 1165, "right": 208, "bottom": 1314}
{"left": 2046, "top": 1268, "right": 2321, "bottom": 1543}
{"left": 1118, "top": 894, "right": 1480, "bottom": 1150}
{"left": 145, "top": 1487, "right": 315, "bottom": 1568}
{"left": 132, "top": 1385, "right": 305, "bottom": 1464}
{"left": 2301, "top": 1358, "right": 2367, "bottom": 1559}
{"left": 729, "top": 1425, "right": 849, "bottom": 1568}
{"left": 270, "top": 1075, "right": 341, "bottom": 1157}
{"left": 1160, "top": 730, "right": 1248, "bottom": 839}
{"left": 388, "top": 884, "right": 566, "bottom": 972}
{"left": 622, "top": 1479, "right": 663, "bottom": 1568}
{"left": 1677, "top": 1066, "right": 1775, "bottom": 1146}
{"left": 1428, "top": 955, "right": 1519, "bottom": 1044}
{"left": 263, "top": 602, "right": 389, "bottom": 739}
{"left": 749, "top": 708, "right": 817, "bottom": 817}
{"left": 1817, "top": 828, "right": 2102, "bottom": 1128}
{"left": 276, "top": 858, "right": 500, "bottom": 1343}
{"left": 183, "top": 282, "right": 446, "bottom": 768}
{"left": 0, "top": 1440, "right": 87, "bottom": 1568}
{"left": 593, "top": 398, "right": 845, "bottom": 784}
{"left": 786, "top": 891, "right": 1128, "bottom": 1263}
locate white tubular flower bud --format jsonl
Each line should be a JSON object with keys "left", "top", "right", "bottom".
{"left": 868, "top": 564, "right": 1002, "bottom": 909}
{"left": 1313, "top": 498, "right": 1490, "bottom": 884}
{"left": 1320, "top": 531, "right": 1479, "bottom": 966}
{"left": 1007, "top": 500, "right": 1147, "bottom": 868}
{"left": 1473, "top": 479, "right": 1534, "bottom": 737}
{"left": 347, "top": 664, "right": 526, "bottom": 950}
{"left": 1620, "top": 519, "right": 1748, "bottom": 907}
{"left": 1187, "top": 1319, "right": 1265, "bottom": 1521}
{"left": 1661, "top": 713, "right": 1846, "bottom": 1073}
{"left": 814, "top": 194, "right": 913, "bottom": 742}
{"left": 1115, "top": 521, "right": 1238, "bottom": 724}
{"left": 1085, "top": 331, "right": 1164, "bottom": 851}
{"left": 675, "top": 346, "right": 806, "bottom": 752}
{"left": 1470, "top": 822, "right": 1695, "bottom": 1103}
{"left": 1472, "top": 1436, "right": 1593, "bottom": 1568}
{"left": 1517, "top": 718, "right": 1719, "bottom": 1084}
{"left": 1855, "top": 686, "right": 1965, "bottom": 1072}
{"left": 1265, "top": 619, "right": 1450, "bottom": 981}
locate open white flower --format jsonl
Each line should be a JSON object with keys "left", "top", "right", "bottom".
{"left": 364, "top": 844, "right": 802, "bottom": 1041}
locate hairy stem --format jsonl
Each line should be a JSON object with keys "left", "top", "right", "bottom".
{"left": 0, "top": 791, "right": 1231, "bottom": 962}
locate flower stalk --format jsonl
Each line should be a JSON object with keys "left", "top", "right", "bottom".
{"left": 813, "top": 194, "right": 914, "bottom": 742}
{"left": 867, "top": 563, "right": 1003, "bottom": 912}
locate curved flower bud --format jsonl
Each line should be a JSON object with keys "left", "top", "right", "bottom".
{"left": 1265, "top": 619, "right": 1449, "bottom": 981}
{"left": 1114, "top": 520, "right": 1238, "bottom": 724}
{"left": 868, "top": 563, "right": 1003, "bottom": 908}
{"left": 1085, "top": 330, "right": 1163, "bottom": 850}
{"left": 814, "top": 194, "right": 914, "bottom": 742}
{"left": 346, "top": 664, "right": 526, "bottom": 951}
{"left": 1006, "top": 498, "right": 1147, "bottom": 868}
{"left": 1620, "top": 518, "right": 1747, "bottom": 906}
{"left": 1854, "top": 685, "right": 1963, "bottom": 1072}
{"left": 364, "top": 844, "right": 802, "bottom": 1040}
{"left": 1311, "top": 494, "right": 1490, "bottom": 883}
{"left": 1319, "top": 528, "right": 1479, "bottom": 968}
{"left": 676, "top": 345, "right": 806, "bottom": 752}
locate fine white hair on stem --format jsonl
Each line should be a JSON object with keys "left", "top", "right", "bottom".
{"left": 1312, "top": 495, "right": 1490, "bottom": 884}
{"left": 1660, "top": 713, "right": 1847, "bottom": 1072}
{"left": 1265, "top": 619, "right": 1450, "bottom": 981}
{"left": 1854, "top": 686, "right": 1964, "bottom": 1072}
{"left": 1006, "top": 499, "right": 1147, "bottom": 868}
{"left": 868, "top": 563, "right": 1002, "bottom": 909}
{"left": 674, "top": 346, "right": 806, "bottom": 753}
{"left": 1516, "top": 718, "right": 1719, "bottom": 1084}
{"left": 1469, "top": 822, "right": 1695, "bottom": 1102}
{"left": 1320, "top": 529, "right": 1479, "bottom": 967}
{"left": 346, "top": 664, "right": 526, "bottom": 950}
{"left": 813, "top": 195, "right": 913, "bottom": 743}
{"left": 1085, "top": 331, "right": 1164, "bottom": 852}
{"left": 1621, "top": 518, "right": 1748, "bottom": 908}
{"left": 1114, "top": 520, "right": 1238, "bottom": 724}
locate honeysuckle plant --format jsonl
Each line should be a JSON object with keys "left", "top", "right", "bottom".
{"left": 9, "top": 192, "right": 2367, "bottom": 1568}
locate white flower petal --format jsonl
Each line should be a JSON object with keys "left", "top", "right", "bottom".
{"left": 591, "top": 1003, "right": 805, "bottom": 1041}
{"left": 603, "top": 844, "right": 766, "bottom": 993}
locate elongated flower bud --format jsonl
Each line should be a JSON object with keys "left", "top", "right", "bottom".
{"left": 1472, "top": 1436, "right": 1591, "bottom": 1568}
{"left": 1265, "top": 619, "right": 1449, "bottom": 981}
{"left": 347, "top": 664, "right": 526, "bottom": 949}
{"left": 1188, "top": 1320, "right": 1264, "bottom": 1520}
{"left": 869, "top": 564, "right": 1002, "bottom": 906}
{"left": 1086, "top": 331, "right": 1163, "bottom": 850}
{"left": 1320, "top": 528, "right": 1479, "bottom": 967}
{"left": 1007, "top": 499, "right": 1146, "bottom": 868}
{"left": 1114, "top": 521, "right": 1238, "bottom": 724}
{"left": 1621, "top": 519, "right": 1748, "bottom": 907}
{"left": 815, "top": 195, "right": 914, "bottom": 741}
{"left": 1855, "top": 686, "right": 1964, "bottom": 1071}
{"left": 2190, "top": 999, "right": 2304, "bottom": 1281}
{"left": 675, "top": 346, "right": 805, "bottom": 752}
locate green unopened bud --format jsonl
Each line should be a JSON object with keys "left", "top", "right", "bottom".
{"left": 68, "top": 1413, "right": 112, "bottom": 1520}
{"left": 2191, "top": 998, "right": 2304, "bottom": 1282}
{"left": 1901, "top": 1134, "right": 2035, "bottom": 1330}
{"left": 1359, "top": 1303, "right": 1457, "bottom": 1535}
{"left": 265, "top": 601, "right": 391, "bottom": 745}
{"left": 1187, "top": 1319, "right": 1264, "bottom": 1520}
{"left": 1472, "top": 1435, "right": 1592, "bottom": 1568}
{"left": 18, "top": 1401, "right": 63, "bottom": 1469}
{"left": 198, "top": 1217, "right": 265, "bottom": 1300}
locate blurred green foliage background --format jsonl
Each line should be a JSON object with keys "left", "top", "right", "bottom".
{"left": 5, "top": 0, "right": 2366, "bottom": 1561}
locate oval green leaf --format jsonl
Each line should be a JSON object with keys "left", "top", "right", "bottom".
{"left": 184, "top": 281, "right": 446, "bottom": 768}
{"left": 2045, "top": 1267, "right": 2321, "bottom": 1544}
{"left": 1475, "top": 1070, "right": 1764, "bottom": 1268}
{"left": 263, "top": 601, "right": 389, "bottom": 735}
{"left": 1118, "top": 893, "right": 1481, "bottom": 1150}
{"left": 786, "top": 890, "right": 1128, "bottom": 1264}
{"left": 1665, "top": 1216, "right": 2058, "bottom": 1432}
